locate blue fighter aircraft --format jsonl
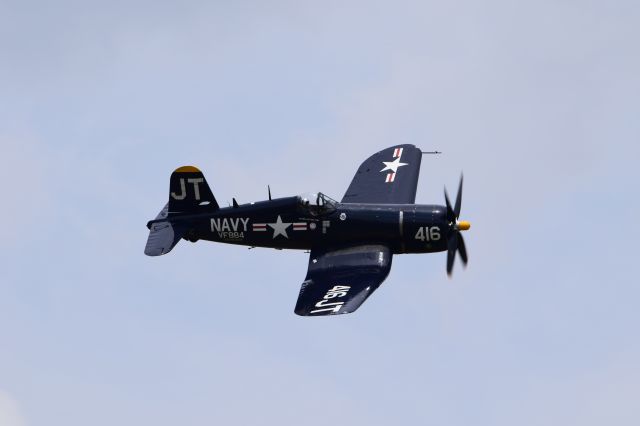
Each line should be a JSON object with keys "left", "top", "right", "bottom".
{"left": 145, "top": 145, "right": 470, "bottom": 316}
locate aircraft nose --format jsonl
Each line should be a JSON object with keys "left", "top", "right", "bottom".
{"left": 457, "top": 220, "right": 471, "bottom": 231}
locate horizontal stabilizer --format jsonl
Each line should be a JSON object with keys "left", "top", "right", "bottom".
{"left": 145, "top": 220, "right": 188, "bottom": 256}
{"left": 144, "top": 204, "right": 188, "bottom": 256}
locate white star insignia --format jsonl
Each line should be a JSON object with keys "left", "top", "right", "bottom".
{"left": 380, "top": 157, "right": 408, "bottom": 173}
{"left": 268, "top": 215, "right": 292, "bottom": 239}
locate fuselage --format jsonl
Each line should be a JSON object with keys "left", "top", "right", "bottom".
{"left": 166, "top": 195, "right": 451, "bottom": 254}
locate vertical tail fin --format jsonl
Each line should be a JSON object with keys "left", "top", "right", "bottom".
{"left": 144, "top": 166, "right": 217, "bottom": 256}
{"left": 168, "top": 166, "right": 219, "bottom": 214}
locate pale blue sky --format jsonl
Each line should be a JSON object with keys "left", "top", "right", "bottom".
{"left": 1, "top": 1, "right": 639, "bottom": 425}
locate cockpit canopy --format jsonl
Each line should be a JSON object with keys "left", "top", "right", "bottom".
{"left": 298, "top": 192, "right": 338, "bottom": 216}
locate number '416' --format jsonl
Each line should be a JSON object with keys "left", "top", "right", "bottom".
{"left": 414, "top": 226, "right": 441, "bottom": 242}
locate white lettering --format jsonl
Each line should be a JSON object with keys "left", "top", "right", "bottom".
{"left": 415, "top": 226, "right": 441, "bottom": 242}
{"left": 314, "top": 299, "right": 343, "bottom": 308}
{"left": 171, "top": 178, "right": 187, "bottom": 200}
{"left": 217, "top": 231, "right": 244, "bottom": 240}
{"left": 310, "top": 285, "right": 351, "bottom": 315}
{"left": 212, "top": 218, "right": 251, "bottom": 234}
{"left": 310, "top": 305, "right": 343, "bottom": 314}
{"left": 187, "top": 178, "right": 204, "bottom": 200}
{"left": 322, "top": 220, "right": 331, "bottom": 234}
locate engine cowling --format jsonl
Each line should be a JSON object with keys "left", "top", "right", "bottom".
{"left": 400, "top": 206, "right": 449, "bottom": 253}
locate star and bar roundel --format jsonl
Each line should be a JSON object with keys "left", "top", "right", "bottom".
{"left": 341, "top": 143, "right": 422, "bottom": 204}
{"left": 380, "top": 147, "right": 408, "bottom": 183}
{"left": 252, "top": 215, "right": 309, "bottom": 239}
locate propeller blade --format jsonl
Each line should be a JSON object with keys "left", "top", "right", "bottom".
{"left": 445, "top": 174, "right": 469, "bottom": 277}
{"left": 454, "top": 174, "right": 463, "bottom": 218}
{"left": 444, "top": 188, "right": 456, "bottom": 223}
{"left": 446, "top": 234, "right": 457, "bottom": 276}
{"left": 458, "top": 233, "right": 468, "bottom": 265}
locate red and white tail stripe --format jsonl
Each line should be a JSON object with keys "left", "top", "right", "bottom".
{"left": 385, "top": 172, "right": 396, "bottom": 182}
{"left": 253, "top": 223, "right": 267, "bottom": 232}
{"left": 393, "top": 147, "right": 404, "bottom": 158}
{"left": 293, "top": 222, "right": 307, "bottom": 231}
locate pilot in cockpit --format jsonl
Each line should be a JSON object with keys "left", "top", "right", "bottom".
{"left": 298, "top": 192, "right": 337, "bottom": 216}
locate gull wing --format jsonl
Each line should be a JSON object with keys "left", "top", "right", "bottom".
{"left": 294, "top": 245, "right": 393, "bottom": 316}
{"left": 341, "top": 144, "right": 422, "bottom": 204}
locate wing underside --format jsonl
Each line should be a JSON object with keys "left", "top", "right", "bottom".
{"left": 295, "top": 244, "right": 393, "bottom": 316}
{"left": 341, "top": 144, "right": 422, "bottom": 204}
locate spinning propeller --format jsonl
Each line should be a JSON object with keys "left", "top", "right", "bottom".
{"left": 444, "top": 175, "right": 471, "bottom": 276}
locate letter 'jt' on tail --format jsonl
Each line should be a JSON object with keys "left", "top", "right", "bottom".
{"left": 168, "top": 166, "right": 218, "bottom": 214}
{"left": 144, "top": 166, "right": 218, "bottom": 256}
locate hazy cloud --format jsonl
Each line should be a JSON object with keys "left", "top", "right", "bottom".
{"left": 1, "top": 1, "right": 638, "bottom": 425}
{"left": 0, "top": 390, "right": 26, "bottom": 426}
